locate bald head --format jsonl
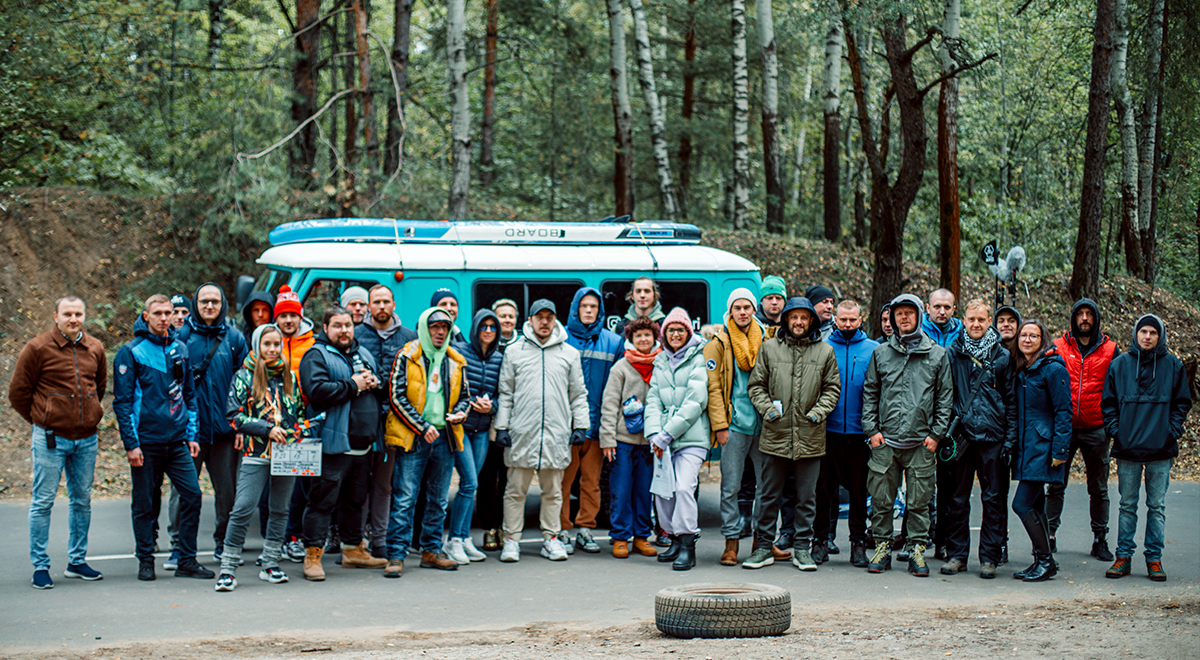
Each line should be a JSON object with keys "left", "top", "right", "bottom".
{"left": 927, "top": 288, "right": 956, "bottom": 326}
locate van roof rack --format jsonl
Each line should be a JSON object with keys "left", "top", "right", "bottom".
{"left": 268, "top": 218, "right": 703, "bottom": 247}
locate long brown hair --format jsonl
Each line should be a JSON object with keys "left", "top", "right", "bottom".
{"left": 1012, "top": 319, "right": 1051, "bottom": 373}
{"left": 253, "top": 325, "right": 293, "bottom": 402}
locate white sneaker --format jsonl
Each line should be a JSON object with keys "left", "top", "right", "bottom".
{"left": 445, "top": 538, "right": 470, "bottom": 565}
{"left": 500, "top": 538, "right": 521, "bottom": 562}
{"left": 541, "top": 537, "right": 569, "bottom": 561}
{"left": 462, "top": 537, "right": 487, "bottom": 562}
{"left": 556, "top": 531, "right": 575, "bottom": 555}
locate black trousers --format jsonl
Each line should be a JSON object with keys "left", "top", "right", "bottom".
{"left": 943, "top": 441, "right": 1010, "bottom": 564}
{"left": 814, "top": 433, "right": 871, "bottom": 545}
{"left": 302, "top": 452, "right": 372, "bottom": 549}
{"left": 1045, "top": 426, "right": 1110, "bottom": 537}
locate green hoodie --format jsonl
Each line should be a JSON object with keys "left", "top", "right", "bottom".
{"left": 418, "top": 308, "right": 450, "bottom": 428}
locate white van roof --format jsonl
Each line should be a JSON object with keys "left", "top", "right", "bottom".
{"left": 257, "top": 242, "right": 759, "bottom": 273}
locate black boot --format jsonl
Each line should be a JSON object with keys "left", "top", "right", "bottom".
{"left": 673, "top": 534, "right": 696, "bottom": 571}
{"left": 1091, "top": 534, "right": 1114, "bottom": 562}
{"left": 658, "top": 535, "right": 681, "bottom": 563}
{"left": 1020, "top": 510, "right": 1057, "bottom": 582}
{"left": 849, "top": 542, "right": 869, "bottom": 568}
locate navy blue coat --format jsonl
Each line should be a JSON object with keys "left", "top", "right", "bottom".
{"left": 454, "top": 309, "right": 504, "bottom": 433}
{"left": 355, "top": 313, "right": 418, "bottom": 385}
{"left": 113, "top": 316, "right": 198, "bottom": 450}
{"left": 946, "top": 331, "right": 1017, "bottom": 446}
{"left": 1012, "top": 348, "right": 1074, "bottom": 483}
{"left": 565, "top": 287, "right": 625, "bottom": 440}
{"left": 175, "top": 283, "right": 248, "bottom": 444}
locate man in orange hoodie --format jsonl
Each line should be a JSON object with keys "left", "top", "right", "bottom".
{"left": 275, "top": 285, "right": 315, "bottom": 381}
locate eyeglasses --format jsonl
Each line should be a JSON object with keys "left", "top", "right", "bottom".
{"left": 1018, "top": 334, "right": 1042, "bottom": 341}
{"left": 665, "top": 327, "right": 689, "bottom": 335}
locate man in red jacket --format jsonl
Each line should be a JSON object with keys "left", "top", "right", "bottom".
{"left": 8, "top": 296, "right": 108, "bottom": 589}
{"left": 1048, "top": 298, "right": 1118, "bottom": 562}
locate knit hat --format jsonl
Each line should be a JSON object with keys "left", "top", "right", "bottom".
{"left": 804, "top": 285, "right": 835, "bottom": 305}
{"left": 727, "top": 287, "right": 758, "bottom": 312}
{"left": 659, "top": 306, "right": 694, "bottom": 344}
{"left": 274, "top": 285, "right": 303, "bottom": 317}
{"left": 339, "top": 286, "right": 370, "bottom": 308}
{"left": 760, "top": 275, "right": 787, "bottom": 299}
{"left": 430, "top": 288, "right": 458, "bottom": 307}
{"left": 170, "top": 293, "right": 193, "bottom": 316}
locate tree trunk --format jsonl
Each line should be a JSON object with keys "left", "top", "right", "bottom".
{"left": 384, "top": 0, "right": 415, "bottom": 178}
{"left": 678, "top": 0, "right": 697, "bottom": 218}
{"left": 446, "top": 0, "right": 471, "bottom": 220}
{"left": 1138, "top": 0, "right": 1165, "bottom": 282}
{"left": 607, "top": 0, "right": 635, "bottom": 218}
{"left": 937, "top": 0, "right": 962, "bottom": 300}
{"left": 1070, "top": 0, "right": 1116, "bottom": 302}
{"left": 791, "top": 47, "right": 814, "bottom": 211}
{"left": 352, "top": 0, "right": 375, "bottom": 199}
{"left": 479, "top": 0, "right": 499, "bottom": 187}
{"left": 730, "top": 0, "right": 751, "bottom": 229}
{"left": 1113, "top": 0, "right": 1144, "bottom": 278}
{"left": 208, "top": 0, "right": 226, "bottom": 65}
{"left": 342, "top": 9, "right": 358, "bottom": 215}
{"left": 757, "top": 0, "right": 784, "bottom": 233}
{"left": 629, "top": 0, "right": 679, "bottom": 219}
{"left": 290, "top": 0, "right": 321, "bottom": 188}
{"left": 821, "top": 0, "right": 842, "bottom": 242}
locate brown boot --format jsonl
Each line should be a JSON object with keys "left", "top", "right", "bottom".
{"left": 633, "top": 538, "right": 658, "bottom": 557}
{"left": 384, "top": 559, "right": 403, "bottom": 579}
{"left": 420, "top": 551, "right": 459, "bottom": 570}
{"left": 342, "top": 542, "right": 387, "bottom": 569}
{"left": 613, "top": 540, "right": 629, "bottom": 558}
{"left": 303, "top": 547, "right": 325, "bottom": 581}
{"left": 771, "top": 544, "right": 793, "bottom": 561}
{"left": 721, "top": 539, "right": 739, "bottom": 566}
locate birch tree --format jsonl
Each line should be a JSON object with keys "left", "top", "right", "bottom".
{"left": 1112, "top": 0, "right": 1143, "bottom": 277}
{"left": 446, "top": 0, "right": 471, "bottom": 220}
{"left": 791, "top": 46, "right": 814, "bottom": 210}
{"left": 730, "top": 0, "right": 751, "bottom": 229}
{"left": 757, "top": 0, "right": 784, "bottom": 233}
{"left": 937, "top": 0, "right": 962, "bottom": 299}
{"left": 629, "top": 0, "right": 679, "bottom": 219}
{"left": 607, "top": 0, "right": 635, "bottom": 218}
{"left": 821, "top": 0, "right": 842, "bottom": 241}
{"left": 1137, "top": 0, "right": 1165, "bottom": 281}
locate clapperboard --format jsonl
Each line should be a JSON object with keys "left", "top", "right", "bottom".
{"left": 271, "top": 440, "right": 322, "bottom": 477}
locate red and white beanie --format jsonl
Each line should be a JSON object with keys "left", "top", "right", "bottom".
{"left": 274, "top": 285, "right": 303, "bottom": 317}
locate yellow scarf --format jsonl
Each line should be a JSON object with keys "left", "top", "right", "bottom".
{"left": 727, "top": 318, "right": 764, "bottom": 372}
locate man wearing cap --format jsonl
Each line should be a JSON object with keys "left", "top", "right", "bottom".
{"left": 383, "top": 308, "right": 471, "bottom": 577}
{"left": 275, "top": 285, "right": 316, "bottom": 381}
{"left": 993, "top": 305, "right": 1021, "bottom": 347}
{"left": 1101, "top": 314, "right": 1192, "bottom": 582}
{"left": 1048, "top": 298, "right": 1120, "bottom": 562}
{"left": 804, "top": 285, "right": 837, "bottom": 341}
{"left": 756, "top": 276, "right": 787, "bottom": 328}
{"left": 493, "top": 300, "right": 590, "bottom": 563}
{"left": 921, "top": 289, "right": 963, "bottom": 348}
{"left": 705, "top": 288, "right": 776, "bottom": 566}
{"left": 861, "top": 293, "right": 953, "bottom": 577}
{"left": 170, "top": 294, "right": 193, "bottom": 329}
{"left": 340, "top": 287, "right": 371, "bottom": 325}
{"left": 431, "top": 289, "right": 466, "bottom": 343}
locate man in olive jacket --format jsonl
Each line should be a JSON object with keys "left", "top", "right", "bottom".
{"left": 744, "top": 297, "right": 841, "bottom": 571}
{"left": 861, "top": 293, "right": 953, "bottom": 578}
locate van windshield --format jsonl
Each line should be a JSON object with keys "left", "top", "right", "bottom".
{"left": 254, "top": 269, "right": 292, "bottom": 297}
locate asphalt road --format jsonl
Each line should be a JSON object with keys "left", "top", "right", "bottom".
{"left": 1, "top": 480, "right": 1196, "bottom": 652}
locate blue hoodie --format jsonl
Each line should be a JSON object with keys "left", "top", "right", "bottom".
{"left": 113, "top": 315, "right": 198, "bottom": 450}
{"left": 565, "top": 287, "right": 625, "bottom": 440}
{"left": 825, "top": 327, "right": 879, "bottom": 435}
{"left": 921, "top": 313, "right": 964, "bottom": 348}
{"left": 175, "top": 283, "right": 249, "bottom": 444}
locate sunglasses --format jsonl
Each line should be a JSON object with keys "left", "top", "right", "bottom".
{"left": 480, "top": 324, "right": 498, "bottom": 332}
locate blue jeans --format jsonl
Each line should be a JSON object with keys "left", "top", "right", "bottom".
{"left": 448, "top": 431, "right": 488, "bottom": 539}
{"left": 29, "top": 426, "right": 97, "bottom": 571}
{"left": 131, "top": 443, "right": 202, "bottom": 562}
{"left": 1115, "top": 458, "right": 1171, "bottom": 561}
{"left": 609, "top": 443, "right": 654, "bottom": 540}
{"left": 387, "top": 432, "right": 455, "bottom": 559}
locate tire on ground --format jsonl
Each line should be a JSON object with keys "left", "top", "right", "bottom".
{"left": 655, "top": 583, "right": 791, "bottom": 639}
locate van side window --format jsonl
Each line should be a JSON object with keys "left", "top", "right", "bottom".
{"left": 601, "top": 280, "right": 709, "bottom": 331}
{"left": 472, "top": 280, "right": 585, "bottom": 321}
{"left": 254, "top": 269, "right": 293, "bottom": 297}
{"left": 304, "top": 278, "right": 380, "bottom": 311}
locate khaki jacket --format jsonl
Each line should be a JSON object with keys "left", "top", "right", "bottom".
{"left": 703, "top": 323, "right": 776, "bottom": 439}
{"left": 748, "top": 333, "right": 840, "bottom": 460}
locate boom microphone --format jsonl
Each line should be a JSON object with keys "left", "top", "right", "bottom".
{"left": 1005, "top": 246, "right": 1026, "bottom": 277}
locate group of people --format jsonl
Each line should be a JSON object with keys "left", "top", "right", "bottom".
{"left": 9, "top": 274, "right": 1191, "bottom": 592}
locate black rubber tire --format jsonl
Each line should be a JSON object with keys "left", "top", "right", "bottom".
{"left": 655, "top": 582, "right": 791, "bottom": 639}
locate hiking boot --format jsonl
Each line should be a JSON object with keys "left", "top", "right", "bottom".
{"left": 175, "top": 559, "right": 215, "bottom": 579}
{"left": 658, "top": 535, "right": 682, "bottom": 563}
{"left": 867, "top": 541, "right": 892, "bottom": 573}
{"left": 284, "top": 539, "right": 305, "bottom": 563}
{"left": 445, "top": 538, "right": 471, "bottom": 565}
{"left": 632, "top": 538, "right": 658, "bottom": 557}
{"left": 1147, "top": 561, "right": 1166, "bottom": 582}
{"left": 31, "top": 569, "right": 54, "bottom": 590}
{"left": 576, "top": 529, "right": 601, "bottom": 553}
{"left": 462, "top": 537, "right": 487, "bottom": 562}
{"left": 500, "top": 538, "right": 521, "bottom": 562}
{"left": 138, "top": 561, "right": 156, "bottom": 581}
{"left": 214, "top": 573, "right": 237, "bottom": 592}
{"left": 792, "top": 548, "right": 818, "bottom": 572}
{"left": 850, "top": 542, "right": 869, "bottom": 568}
{"left": 1105, "top": 557, "right": 1131, "bottom": 579}
{"left": 720, "top": 539, "right": 739, "bottom": 566}
{"left": 979, "top": 562, "right": 997, "bottom": 579}
{"left": 64, "top": 563, "right": 103, "bottom": 581}
{"left": 419, "top": 552, "right": 458, "bottom": 570}
{"left": 556, "top": 531, "right": 575, "bottom": 555}
{"left": 826, "top": 539, "right": 841, "bottom": 555}
{"left": 483, "top": 529, "right": 501, "bottom": 552}
{"left": 384, "top": 559, "right": 403, "bottom": 578}
{"left": 342, "top": 543, "right": 387, "bottom": 569}
{"left": 1091, "top": 536, "right": 1114, "bottom": 562}
{"left": 810, "top": 541, "right": 829, "bottom": 565}
{"left": 896, "top": 544, "right": 912, "bottom": 562}
{"left": 940, "top": 558, "right": 967, "bottom": 575}
{"left": 259, "top": 567, "right": 288, "bottom": 583}
{"left": 742, "top": 547, "right": 775, "bottom": 569}
{"left": 908, "top": 544, "right": 929, "bottom": 577}
{"left": 541, "top": 537, "right": 569, "bottom": 561}
{"left": 304, "top": 547, "right": 325, "bottom": 581}
{"left": 771, "top": 544, "right": 793, "bottom": 561}
{"left": 613, "top": 540, "right": 629, "bottom": 558}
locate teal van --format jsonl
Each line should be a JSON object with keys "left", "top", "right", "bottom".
{"left": 240, "top": 218, "right": 761, "bottom": 331}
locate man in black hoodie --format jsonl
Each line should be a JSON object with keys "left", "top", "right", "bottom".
{"left": 1101, "top": 315, "right": 1191, "bottom": 582}
{"left": 241, "top": 291, "right": 275, "bottom": 346}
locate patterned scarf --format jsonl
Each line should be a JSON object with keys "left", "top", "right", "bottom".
{"left": 243, "top": 351, "right": 287, "bottom": 377}
{"left": 624, "top": 347, "right": 662, "bottom": 384}
{"left": 961, "top": 327, "right": 1001, "bottom": 360}
{"left": 726, "top": 318, "right": 764, "bottom": 372}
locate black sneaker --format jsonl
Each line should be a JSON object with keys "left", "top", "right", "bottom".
{"left": 849, "top": 542, "right": 869, "bottom": 568}
{"left": 811, "top": 541, "right": 829, "bottom": 565}
{"left": 867, "top": 541, "right": 892, "bottom": 573}
{"left": 1091, "top": 537, "right": 1114, "bottom": 562}
{"left": 31, "top": 569, "right": 54, "bottom": 589}
{"left": 897, "top": 544, "right": 912, "bottom": 562}
{"left": 825, "top": 539, "right": 840, "bottom": 555}
{"left": 175, "top": 560, "right": 215, "bottom": 579}
{"left": 774, "top": 533, "right": 794, "bottom": 551}
{"left": 138, "top": 561, "right": 156, "bottom": 581}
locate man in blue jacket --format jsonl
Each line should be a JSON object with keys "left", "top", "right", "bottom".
{"left": 921, "top": 288, "right": 963, "bottom": 348}
{"left": 168, "top": 283, "right": 248, "bottom": 566}
{"left": 559, "top": 287, "right": 624, "bottom": 553}
{"left": 113, "top": 294, "right": 213, "bottom": 581}
{"left": 817, "top": 300, "right": 878, "bottom": 568}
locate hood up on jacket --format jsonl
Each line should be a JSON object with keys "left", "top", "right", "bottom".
{"left": 567, "top": 287, "right": 607, "bottom": 340}
{"left": 468, "top": 308, "right": 501, "bottom": 359}
{"left": 778, "top": 297, "right": 821, "bottom": 342}
{"left": 1068, "top": 298, "right": 1103, "bottom": 350}
{"left": 520, "top": 318, "right": 569, "bottom": 349}
{"left": 242, "top": 291, "right": 275, "bottom": 330}
{"left": 187, "top": 282, "right": 231, "bottom": 336}
{"left": 1130, "top": 314, "right": 1167, "bottom": 355}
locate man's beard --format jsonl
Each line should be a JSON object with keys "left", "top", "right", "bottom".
{"left": 373, "top": 312, "right": 391, "bottom": 325}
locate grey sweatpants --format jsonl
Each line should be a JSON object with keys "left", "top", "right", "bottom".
{"left": 756, "top": 454, "right": 821, "bottom": 549}
{"left": 719, "top": 431, "right": 763, "bottom": 539}
{"left": 220, "top": 460, "right": 295, "bottom": 575}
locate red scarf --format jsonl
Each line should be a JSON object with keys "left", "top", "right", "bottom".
{"left": 625, "top": 347, "right": 661, "bottom": 384}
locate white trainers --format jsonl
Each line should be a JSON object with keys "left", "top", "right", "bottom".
{"left": 557, "top": 531, "right": 575, "bottom": 555}
{"left": 462, "top": 537, "right": 487, "bottom": 562}
{"left": 445, "top": 538, "right": 470, "bottom": 565}
{"left": 541, "top": 537, "right": 569, "bottom": 561}
{"left": 500, "top": 538, "right": 521, "bottom": 562}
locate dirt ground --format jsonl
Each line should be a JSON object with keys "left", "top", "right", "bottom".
{"left": 8, "top": 597, "right": 1195, "bottom": 660}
